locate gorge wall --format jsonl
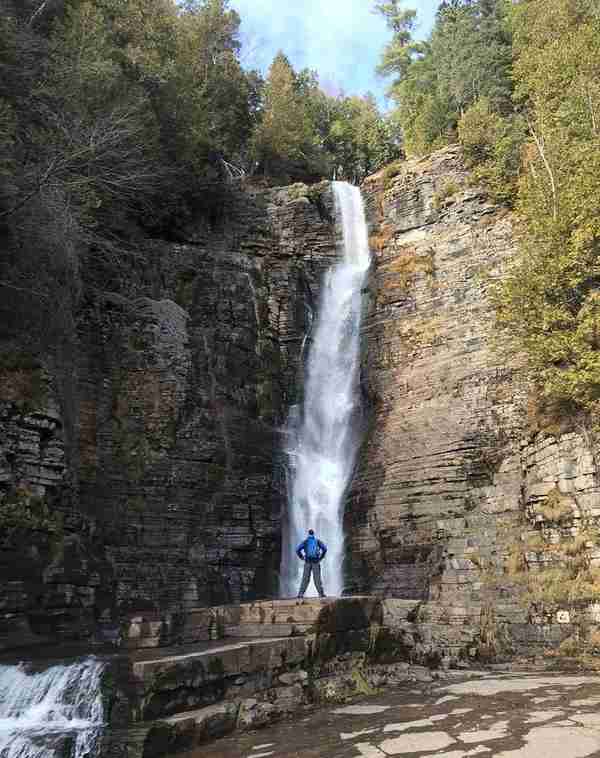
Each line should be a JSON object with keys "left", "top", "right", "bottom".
{"left": 348, "top": 146, "right": 600, "bottom": 648}
{"left": 0, "top": 182, "right": 338, "bottom": 651}
{"left": 3, "top": 146, "right": 600, "bottom": 657}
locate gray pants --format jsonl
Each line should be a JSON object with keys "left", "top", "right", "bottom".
{"left": 298, "top": 560, "right": 325, "bottom": 597}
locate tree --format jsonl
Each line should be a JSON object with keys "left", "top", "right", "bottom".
{"left": 165, "top": 0, "right": 253, "bottom": 165}
{"left": 251, "top": 52, "right": 316, "bottom": 177}
{"left": 458, "top": 97, "right": 525, "bottom": 203}
{"left": 375, "top": 0, "right": 423, "bottom": 82}
{"left": 374, "top": 0, "right": 513, "bottom": 155}
{"left": 433, "top": 0, "right": 512, "bottom": 116}
{"left": 252, "top": 56, "right": 401, "bottom": 183}
{"left": 0, "top": 0, "right": 257, "bottom": 364}
{"left": 494, "top": 0, "right": 600, "bottom": 410}
{"left": 328, "top": 95, "right": 402, "bottom": 181}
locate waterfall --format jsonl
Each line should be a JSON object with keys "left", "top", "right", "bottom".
{"left": 281, "top": 181, "right": 370, "bottom": 598}
{"left": 0, "top": 658, "right": 105, "bottom": 758}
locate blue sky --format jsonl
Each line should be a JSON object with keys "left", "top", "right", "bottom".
{"left": 230, "top": 0, "right": 439, "bottom": 106}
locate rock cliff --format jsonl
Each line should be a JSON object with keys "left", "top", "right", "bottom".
{"left": 0, "top": 182, "right": 338, "bottom": 650}
{"left": 348, "top": 146, "right": 600, "bottom": 647}
{"left": 3, "top": 146, "right": 600, "bottom": 657}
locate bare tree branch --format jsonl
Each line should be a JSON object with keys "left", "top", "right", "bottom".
{"left": 27, "top": 0, "right": 51, "bottom": 27}
{"left": 528, "top": 117, "right": 558, "bottom": 223}
{"left": 0, "top": 281, "right": 49, "bottom": 300}
{"left": 0, "top": 157, "right": 58, "bottom": 219}
{"left": 1, "top": 105, "right": 162, "bottom": 219}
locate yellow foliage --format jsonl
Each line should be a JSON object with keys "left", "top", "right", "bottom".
{"left": 558, "top": 635, "right": 581, "bottom": 657}
{"left": 505, "top": 522, "right": 600, "bottom": 611}
{"left": 506, "top": 543, "right": 527, "bottom": 577}
{"left": 369, "top": 225, "right": 396, "bottom": 253}
{"left": 536, "top": 488, "right": 573, "bottom": 524}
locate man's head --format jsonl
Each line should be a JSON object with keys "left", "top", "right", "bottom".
{"left": 308, "top": 529, "right": 314, "bottom": 536}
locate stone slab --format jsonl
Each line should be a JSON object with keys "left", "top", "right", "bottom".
{"left": 131, "top": 635, "right": 309, "bottom": 690}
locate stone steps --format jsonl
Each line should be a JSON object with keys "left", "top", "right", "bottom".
{"left": 122, "top": 597, "right": 375, "bottom": 649}
{"left": 131, "top": 635, "right": 310, "bottom": 685}
{"left": 115, "top": 690, "right": 303, "bottom": 758}
{"left": 225, "top": 597, "right": 336, "bottom": 638}
{"left": 111, "top": 596, "right": 390, "bottom": 758}
{"left": 113, "top": 634, "right": 315, "bottom": 758}
{"left": 107, "top": 595, "right": 507, "bottom": 758}
{"left": 114, "top": 702, "right": 241, "bottom": 758}
{"left": 130, "top": 635, "right": 310, "bottom": 722}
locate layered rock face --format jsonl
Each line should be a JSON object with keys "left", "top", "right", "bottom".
{"left": 348, "top": 146, "right": 600, "bottom": 628}
{"left": 0, "top": 183, "right": 337, "bottom": 649}
{"left": 4, "top": 147, "right": 600, "bottom": 656}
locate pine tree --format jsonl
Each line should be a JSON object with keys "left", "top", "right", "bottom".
{"left": 374, "top": 0, "right": 512, "bottom": 155}
{"left": 251, "top": 52, "right": 315, "bottom": 176}
{"left": 495, "top": 0, "right": 600, "bottom": 410}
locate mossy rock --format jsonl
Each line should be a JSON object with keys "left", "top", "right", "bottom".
{"left": 285, "top": 181, "right": 328, "bottom": 203}
{"left": 381, "top": 160, "right": 404, "bottom": 188}
{"left": 432, "top": 179, "right": 460, "bottom": 209}
{"left": 0, "top": 349, "right": 41, "bottom": 372}
{"left": 0, "top": 486, "right": 62, "bottom": 538}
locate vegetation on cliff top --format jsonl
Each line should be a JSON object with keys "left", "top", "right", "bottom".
{"left": 0, "top": 0, "right": 401, "bottom": 370}
{"left": 253, "top": 52, "right": 401, "bottom": 184}
{"left": 2, "top": 0, "right": 598, "bottom": 418}
{"left": 376, "top": 0, "right": 600, "bottom": 415}
{"left": 495, "top": 0, "right": 600, "bottom": 414}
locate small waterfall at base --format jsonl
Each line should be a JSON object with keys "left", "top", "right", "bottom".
{"left": 0, "top": 658, "right": 105, "bottom": 758}
{"left": 281, "top": 181, "right": 370, "bottom": 598}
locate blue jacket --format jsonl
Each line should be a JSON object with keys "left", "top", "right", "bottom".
{"left": 296, "top": 537, "right": 327, "bottom": 562}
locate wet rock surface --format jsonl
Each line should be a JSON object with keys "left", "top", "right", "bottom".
{"left": 192, "top": 672, "right": 600, "bottom": 758}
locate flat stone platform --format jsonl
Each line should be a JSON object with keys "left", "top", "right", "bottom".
{"left": 66, "top": 595, "right": 560, "bottom": 758}
{"left": 122, "top": 596, "right": 383, "bottom": 649}
{"left": 190, "top": 672, "right": 600, "bottom": 758}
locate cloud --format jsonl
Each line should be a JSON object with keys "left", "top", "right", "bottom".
{"left": 231, "top": 0, "right": 438, "bottom": 104}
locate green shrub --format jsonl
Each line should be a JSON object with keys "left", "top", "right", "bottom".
{"left": 381, "top": 159, "right": 404, "bottom": 188}
{"left": 432, "top": 179, "right": 459, "bottom": 208}
{"left": 0, "top": 486, "right": 62, "bottom": 536}
{"left": 458, "top": 98, "right": 526, "bottom": 204}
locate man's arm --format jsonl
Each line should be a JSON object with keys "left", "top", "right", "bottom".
{"left": 296, "top": 540, "right": 306, "bottom": 560}
{"left": 318, "top": 540, "right": 327, "bottom": 559}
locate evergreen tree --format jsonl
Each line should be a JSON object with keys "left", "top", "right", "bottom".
{"left": 251, "top": 52, "right": 316, "bottom": 177}
{"left": 328, "top": 94, "right": 402, "bottom": 181}
{"left": 252, "top": 56, "right": 401, "bottom": 183}
{"left": 495, "top": 0, "right": 600, "bottom": 410}
{"left": 375, "top": 0, "right": 512, "bottom": 155}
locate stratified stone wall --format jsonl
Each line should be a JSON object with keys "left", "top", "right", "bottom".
{"left": 0, "top": 182, "right": 338, "bottom": 649}
{"left": 4, "top": 148, "right": 600, "bottom": 655}
{"left": 348, "top": 146, "right": 600, "bottom": 622}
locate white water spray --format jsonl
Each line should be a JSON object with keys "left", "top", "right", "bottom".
{"left": 281, "top": 182, "right": 370, "bottom": 597}
{"left": 0, "top": 658, "right": 105, "bottom": 758}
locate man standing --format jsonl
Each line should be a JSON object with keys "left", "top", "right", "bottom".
{"left": 296, "top": 529, "right": 327, "bottom": 598}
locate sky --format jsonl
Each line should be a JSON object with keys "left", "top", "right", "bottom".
{"left": 230, "top": 0, "right": 439, "bottom": 107}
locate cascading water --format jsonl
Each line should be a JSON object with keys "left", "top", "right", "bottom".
{"left": 281, "top": 181, "right": 370, "bottom": 598}
{"left": 0, "top": 658, "right": 105, "bottom": 758}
